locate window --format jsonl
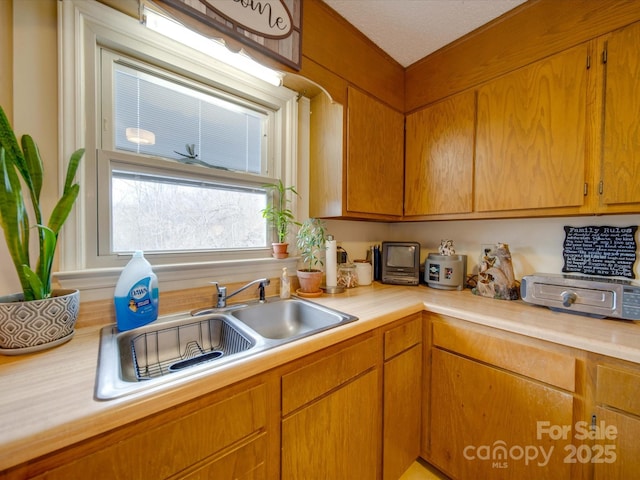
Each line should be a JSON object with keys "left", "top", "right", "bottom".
{"left": 100, "top": 52, "right": 275, "bottom": 254}
{"left": 112, "top": 60, "right": 265, "bottom": 174}
{"left": 110, "top": 168, "right": 267, "bottom": 252}
{"left": 59, "top": 0, "right": 299, "bottom": 276}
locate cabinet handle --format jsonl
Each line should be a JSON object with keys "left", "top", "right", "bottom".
{"left": 599, "top": 181, "right": 604, "bottom": 195}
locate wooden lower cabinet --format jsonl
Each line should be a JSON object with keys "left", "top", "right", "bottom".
{"left": 383, "top": 315, "right": 422, "bottom": 480}
{"left": 280, "top": 334, "right": 381, "bottom": 480}
{"left": 282, "top": 370, "right": 380, "bottom": 479}
{"left": 424, "top": 315, "right": 585, "bottom": 480}
{"left": 7, "top": 378, "right": 271, "bottom": 480}
{"left": 430, "top": 349, "right": 574, "bottom": 479}
{"left": 592, "top": 362, "right": 640, "bottom": 479}
{"left": 592, "top": 407, "right": 640, "bottom": 480}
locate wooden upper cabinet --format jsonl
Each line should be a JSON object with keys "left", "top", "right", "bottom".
{"left": 309, "top": 86, "right": 404, "bottom": 220}
{"left": 346, "top": 86, "right": 404, "bottom": 218}
{"left": 405, "top": 91, "right": 475, "bottom": 216}
{"left": 599, "top": 20, "right": 640, "bottom": 212}
{"left": 475, "top": 43, "right": 590, "bottom": 213}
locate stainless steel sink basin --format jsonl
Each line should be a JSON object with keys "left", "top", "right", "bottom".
{"left": 95, "top": 312, "right": 261, "bottom": 400}
{"left": 123, "top": 316, "right": 255, "bottom": 381}
{"left": 95, "top": 297, "right": 357, "bottom": 400}
{"left": 230, "top": 298, "right": 355, "bottom": 339}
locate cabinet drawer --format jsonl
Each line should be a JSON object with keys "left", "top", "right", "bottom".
{"left": 432, "top": 320, "right": 576, "bottom": 391}
{"left": 178, "top": 433, "right": 266, "bottom": 480}
{"left": 596, "top": 364, "right": 640, "bottom": 416}
{"left": 282, "top": 336, "right": 378, "bottom": 415}
{"left": 384, "top": 314, "right": 422, "bottom": 360}
{"left": 33, "top": 384, "right": 267, "bottom": 480}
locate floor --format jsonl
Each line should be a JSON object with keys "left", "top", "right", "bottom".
{"left": 399, "top": 460, "right": 449, "bottom": 480}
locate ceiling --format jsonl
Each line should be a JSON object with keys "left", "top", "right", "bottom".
{"left": 322, "top": 0, "right": 528, "bottom": 67}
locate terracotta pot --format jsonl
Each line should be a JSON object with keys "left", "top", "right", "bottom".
{"left": 0, "top": 289, "right": 80, "bottom": 354}
{"left": 296, "top": 269, "right": 323, "bottom": 293}
{"left": 272, "top": 242, "right": 289, "bottom": 259}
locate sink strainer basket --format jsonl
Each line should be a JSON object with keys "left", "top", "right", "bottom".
{"left": 130, "top": 317, "right": 252, "bottom": 380}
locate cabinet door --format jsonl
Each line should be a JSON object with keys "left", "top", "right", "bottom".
{"left": 346, "top": 86, "right": 404, "bottom": 217}
{"left": 405, "top": 91, "right": 475, "bottom": 216}
{"left": 593, "top": 407, "right": 640, "bottom": 479}
{"left": 593, "top": 363, "right": 640, "bottom": 478}
{"left": 475, "top": 43, "right": 589, "bottom": 212}
{"left": 383, "top": 344, "right": 422, "bottom": 480}
{"left": 600, "top": 21, "right": 640, "bottom": 211}
{"left": 430, "top": 348, "right": 574, "bottom": 479}
{"left": 281, "top": 370, "right": 380, "bottom": 480}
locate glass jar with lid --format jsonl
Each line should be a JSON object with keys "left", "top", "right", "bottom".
{"left": 337, "top": 262, "right": 358, "bottom": 288}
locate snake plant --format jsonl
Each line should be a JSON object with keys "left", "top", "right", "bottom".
{"left": 0, "top": 105, "right": 84, "bottom": 301}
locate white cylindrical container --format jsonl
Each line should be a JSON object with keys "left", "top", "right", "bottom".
{"left": 325, "top": 235, "right": 338, "bottom": 287}
{"left": 354, "top": 260, "right": 372, "bottom": 286}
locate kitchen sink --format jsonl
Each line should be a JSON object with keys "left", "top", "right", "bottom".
{"left": 230, "top": 298, "right": 354, "bottom": 339}
{"left": 95, "top": 297, "right": 357, "bottom": 400}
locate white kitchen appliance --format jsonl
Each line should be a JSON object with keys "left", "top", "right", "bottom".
{"left": 521, "top": 273, "right": 640, "bottom": 320}
{"left": 425, "top": 254, "right": 467, "bottom": 290}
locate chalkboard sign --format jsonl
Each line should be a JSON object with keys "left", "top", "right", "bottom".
{"left": 562, "top": 226, "right": 638, "bottom": 279}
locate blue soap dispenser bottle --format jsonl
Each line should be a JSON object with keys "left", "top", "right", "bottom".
{"left": 114, "top": 250, "right": 159, "bottom": 331}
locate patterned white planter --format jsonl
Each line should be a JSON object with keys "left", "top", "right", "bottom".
{"left": 0, "top": 289, "right": 79, "bottom": 354}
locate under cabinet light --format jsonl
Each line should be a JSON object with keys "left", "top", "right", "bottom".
{"left": 143, "top": 8, "right": 284, "bottom": 87}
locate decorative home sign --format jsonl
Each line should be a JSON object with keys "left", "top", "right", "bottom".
{"left": 562, "top": 226, "right": 638, "bottom": 279}
{"left": 154, "top": 0, "right": 302, "bottom": 70}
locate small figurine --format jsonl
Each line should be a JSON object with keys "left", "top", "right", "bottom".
{"left": 473, "top": 243, "right": 519, "bottom": 300}
{"left": 438, "top": 239, "right": 456, "bottom": 256}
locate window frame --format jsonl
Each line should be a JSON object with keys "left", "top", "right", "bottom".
{"left": 56, "top": 0, "right": 300, "bottom": 299}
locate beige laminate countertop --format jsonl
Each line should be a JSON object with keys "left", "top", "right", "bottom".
{"left": 1, "top": 282, "right": 640, "bottom": 471}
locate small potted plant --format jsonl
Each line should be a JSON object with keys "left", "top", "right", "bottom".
{"left": 0, "top": 105, "right": 84, "bottom": 353}
{"left": 295, "top": 218, "right": 327, "bottom": 294}
{"left": 261, "top": 179, "right": 299, "bottom": 258}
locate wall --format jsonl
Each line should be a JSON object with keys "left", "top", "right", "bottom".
{"left": 0, "top": 0, "right": 58, "bottom": 296}
{"left": 328, "top": 214, "right": 640, "bottom": 282}
{"left": 406, "top": 0, "right": 640, "bottom": 111}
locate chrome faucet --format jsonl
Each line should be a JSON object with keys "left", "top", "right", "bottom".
{"left": 212, "top": 278, "right": 270, "bottom": 308}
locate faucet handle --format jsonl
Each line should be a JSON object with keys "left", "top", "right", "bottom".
{"left": 210, "top": 282, "right": 227, "bottom": 308}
